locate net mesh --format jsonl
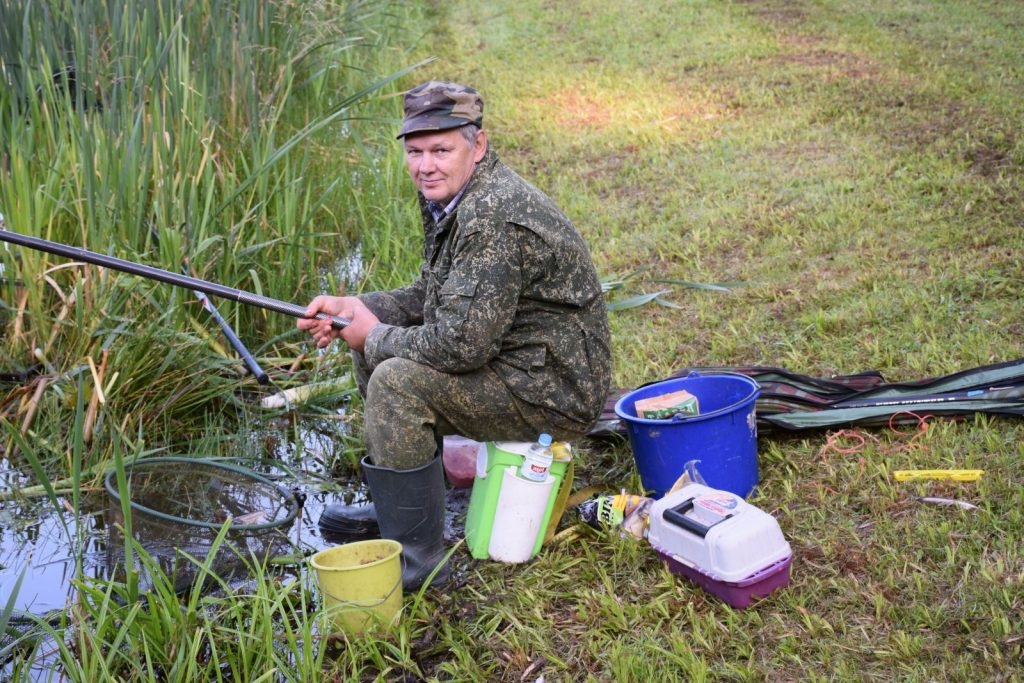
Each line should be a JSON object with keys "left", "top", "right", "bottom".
{"left": 104, "top": 458, "right": 299, "bottom": 591}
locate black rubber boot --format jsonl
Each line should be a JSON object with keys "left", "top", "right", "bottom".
{"left": 318, "top": 500, "right": 380, "bottom": 543}
{"left": 361, "top": 454, "right": 452, "bottom": 591}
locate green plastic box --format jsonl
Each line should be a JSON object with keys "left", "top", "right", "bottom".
{"left": 464, "top": 441, "right": 571, "bottom": 561}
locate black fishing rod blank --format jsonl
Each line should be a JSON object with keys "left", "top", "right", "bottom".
{"left": 193, "top": 287, "right": 270, "bottom": 384}
{"left": 0, "top": 229, "right": 351, "bottom": 330}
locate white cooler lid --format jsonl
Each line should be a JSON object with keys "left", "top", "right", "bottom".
{"left": 648, "top": 483, "right": 792, "bottom": 582}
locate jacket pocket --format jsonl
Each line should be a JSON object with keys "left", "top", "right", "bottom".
{"left": 499, "top": 344, "right": 547, "bottom": 373}
{"left": 433, "top": 271, "right": 478, "bottom": 318}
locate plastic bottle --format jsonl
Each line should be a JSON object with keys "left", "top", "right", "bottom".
{"left": 577, "top": 492, "right": 654, "bottom": 540}
{"left": 519, "top": 433, "right": 554, "bottom": 482}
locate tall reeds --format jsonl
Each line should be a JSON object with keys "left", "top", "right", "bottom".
{"left": 0, "top": 0, "right": 422, "bottom": 462}
{"left": 1, "top": 2, "right": 430, "bottom": 678}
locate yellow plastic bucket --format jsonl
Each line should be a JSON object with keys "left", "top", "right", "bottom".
{"left": 310, "top": 539, "right": 403, "bottom": 633}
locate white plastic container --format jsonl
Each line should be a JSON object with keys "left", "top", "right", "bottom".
{"left": 487, "top": 466, "right": 556, "bottom": 562}
{"left": 647, "top": 482, "right": 792, "bottom": 608}
{"left": 464, "top": 442, "right": 572, "bottom": 562}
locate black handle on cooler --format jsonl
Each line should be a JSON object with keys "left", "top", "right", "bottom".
{"left": 662, "top": 498, "right": 732, "bottom": 538}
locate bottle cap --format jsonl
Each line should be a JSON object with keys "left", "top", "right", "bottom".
{"left": 538, "top": 433, "right": 553, "bottom": 447}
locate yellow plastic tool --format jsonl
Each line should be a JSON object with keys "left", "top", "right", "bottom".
{"left": 893, "top": 469, "right": 984, "bottom": 482}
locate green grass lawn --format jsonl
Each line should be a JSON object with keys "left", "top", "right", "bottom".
{"left": 392, "top": 1, "right": 1024, "bottom": 680}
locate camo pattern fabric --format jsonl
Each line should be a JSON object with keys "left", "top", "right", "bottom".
{"left": 359, "top": 356, "right": 555, "bottom": 469}
{"left": 396, "top": 81, "right": 485, "bottom": 138}
{"left": 359, "top": 147, "right": 612, "bottom": 455}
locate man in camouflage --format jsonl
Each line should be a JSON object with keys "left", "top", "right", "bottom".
{"left": 298, "top": 81, "right": 611, "bottom": 589}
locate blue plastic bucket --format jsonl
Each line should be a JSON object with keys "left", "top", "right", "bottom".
{"left": 614, "top": 372, "right": 760, "bottom": 499}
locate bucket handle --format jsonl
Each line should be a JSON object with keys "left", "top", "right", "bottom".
{"left": 322, "top": 572, "right": 402, "bottom": 611}
{"left": 662, "top": 498, "right": 733, "bottom": 538}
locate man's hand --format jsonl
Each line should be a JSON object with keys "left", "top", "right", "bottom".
{"left": 298, "top": 295, "right": 380, "bottom": 353}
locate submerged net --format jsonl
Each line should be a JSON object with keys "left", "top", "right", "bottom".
{"left": 104, "top": 457, "right": 300, "bottom": 591}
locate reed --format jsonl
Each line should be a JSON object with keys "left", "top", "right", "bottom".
{"left": 0, "top": 0, "right": 421, "bottom": 459}
{"left": 1, "top": 1, "right": 427, "bottom": 679}
{"left": 58, "top": 528, "right": 331, "bottom": 681}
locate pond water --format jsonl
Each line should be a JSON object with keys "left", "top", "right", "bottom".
{"left": 0, "top": 417, "right": 341, "bottom": 613}
{"left": 0, "top": 412, "right": 471, "bottom": 679}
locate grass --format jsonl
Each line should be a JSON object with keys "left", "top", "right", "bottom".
{"left": 365, "top": 0, "right": 1024, "bottom": 680}
{"left": 1, "top": 0, "right": 1023, "bottom": 680}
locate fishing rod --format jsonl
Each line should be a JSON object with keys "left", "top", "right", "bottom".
{"left": 0, "top": 228, "right": 351, "bottom": 331}
{"left": 831, "top": 387, "right": 1019, "bottom": 410}
{"left": 191, "top": 281, "right": 270, "bottom": 385}
{"left": 154, "top": 223, "right": 270, "bottom": 384}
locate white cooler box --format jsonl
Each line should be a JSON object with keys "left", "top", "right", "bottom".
{"left": 647, "top": 483, "right": 792, "bottom": 608}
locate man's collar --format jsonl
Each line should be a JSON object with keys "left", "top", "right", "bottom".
{"left": 426, "top": 175, "right": 472, "bottom": 222}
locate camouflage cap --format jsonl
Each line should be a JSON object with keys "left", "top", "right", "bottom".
{"left": 397, "top": 81, "right": 484, "bottom": 139}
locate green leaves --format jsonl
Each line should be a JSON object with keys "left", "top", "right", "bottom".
{"left": 606, "top": 289, "right": 673, "bottom": 311}
{"left": 602, "top": 272, "right": 765, "bottom": 311}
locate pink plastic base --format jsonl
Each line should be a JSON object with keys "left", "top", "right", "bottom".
{"left": 656, "top": 551, "right": 792, "bottom": 609}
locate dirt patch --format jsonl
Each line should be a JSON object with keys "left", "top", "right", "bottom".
{"left": 872, "top": 96, "right": 1020, "bottom": 176}
{"left": 735, "top": 0, "right": 808, "bottom": 27}
{"left": 772, "top": 47, "right": 881, "bottom": 83}
{"left": 538, "top": 83, "right": 728, "bottom": 137}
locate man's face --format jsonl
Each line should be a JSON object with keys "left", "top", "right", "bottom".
{"left": 403, "top": 127, "right": 487, "bottom": 204}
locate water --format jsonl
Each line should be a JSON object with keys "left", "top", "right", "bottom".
{"left": 0, "top": 481, "right": 348, "bottom": 682}
{"left": 0, "top": 417, "right": 346, "bottom": 616}
{"left": 0, "top": 494, "right": 110, "bottom": 615}
{"left": 0, "top": 411, "right": 473, "bottom": 679}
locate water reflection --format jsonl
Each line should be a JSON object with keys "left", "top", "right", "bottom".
{"left": 0, "top": 494, "right": 109, "bottom": 615}
{"left": 0, "top": 408, "right": 470, "bottom": 679}
{"left": 0, "top": 412, "right": 363, "bottom": 618}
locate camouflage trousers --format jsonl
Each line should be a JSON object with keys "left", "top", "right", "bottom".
{"left": 351, "top": 353, "right": 579, "bottom": 470}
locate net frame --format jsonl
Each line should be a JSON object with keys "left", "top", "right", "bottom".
{"left": 104, "top": 457, "right": 300, "bottom": 590}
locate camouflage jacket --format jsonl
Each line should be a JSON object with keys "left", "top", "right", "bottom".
{"left": 360, "top": 147, "right": 612, "bottom": 433}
